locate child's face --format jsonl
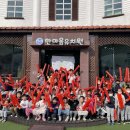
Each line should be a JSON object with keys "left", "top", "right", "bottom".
{"left": 22, "top": 96, "right": 27, "bottom": 101}
{"left": 88, "top": 91, "right": 91, "bottom": 96}
{"left": 15, "top": 80, "right": 18, "bottom": 83}
{"left": 118, "top": 89, "right": 122, "bottom": 94}
{"left": 63, "top": 99, "right": 67, "bottom": 103}
{"left": 78, "top": 90, "right": 82, "bottom": 95}
{"left": 79, "top": 97, "right": 84, "bottom": 103}
{"left": 41, "top": 96, "right": 45, "bottom": 100}
{"left": 127, "top": 88, "right": 130, "bottom": 93}
{"left": 109, "top": 92, "right": 113, "bottom": 96}
{"left": 5, "top": 100, "right": 8, "bottom": 104}
{"left": 60, "top": 90, "right": 64, "bottom": 94}
{"left": 37, "top": 89, "right": 41, "bottom": 93}
{"left": 54, "top": 78, "right": 58, "bottom": 83}
{"left": 52, "top": 90, "right": 56, "bottom": 94}
{"left": 17, "top": 93, "right": 21, "bottom": 98}
{"left": 5, "top": 79, "right": 9, "bottom": 83}
{"left": 52, "top": 99, "right": 57, "bottom": 104}
{"left": 69, "top": 70, "right": 73, "bottom": 75}
{"left": 33, "top": 96, "right": 37, "bottom": 100}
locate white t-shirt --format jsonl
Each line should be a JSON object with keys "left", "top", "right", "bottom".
{"left": 20, "top": 100, "right": 29, "bottom": 108}
{"left": 68, "top": 75, "right": 75, "bottom": 84}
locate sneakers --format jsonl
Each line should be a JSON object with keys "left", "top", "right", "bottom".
{"left": 27, "top": 117, "right": 30, "bottom": 120}
{"left": 0, "top": 119, "right": 4, "bottom": 122}
{"left": 58, "top": 116, "right": 62, "bottom": 121}
{"left": 83, "top": 117, "right": 86, "bottom": 121}
{"left": 65, "top": 116, "right": 69, "bottom": 122}
{"left": 73, "top": 117, "right": 76, "bottom": 121}
{"left": 70, "top": 117, "right": 72, "bottom": 121}
{"left": 15, "top": 115, "right": 18, "bottom": 118}
{"left": 35, "top": 117, "right": 38, "bottom": 121}
{"left": 42, "top": 117, "right": 46, "bottom": 122}
{"left": 123, "top": 122, "right": 126, "bottom": 125}
{"left": 53, "top": 117, "right": 57, "bottom": 121}
{"left": 117, "top": 121, "right": 121, "bottom": 124}
{"left": 2, "top": 119, "right": 6, "bottom": 123}
{"left": 111, "top": 122, "right": 115, "bottom": 125}
{"left": 77, "top": 116, "right": 81, "bottom": 121}
{"left": 47, "top": 117, "right": 51, "bottom": 121}
{"left": 37, "top": 117, "right": 41, "bottom": 121}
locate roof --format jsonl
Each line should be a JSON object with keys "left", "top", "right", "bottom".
{"left": 0, "top": 25, "right": 130, "bottom": 30}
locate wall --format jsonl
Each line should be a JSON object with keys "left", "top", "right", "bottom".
{"left": 93, "top": 0, "right": 130, "bottom": 25}
{"left": 0, "top": 0, "right": 33, "bottom": 27}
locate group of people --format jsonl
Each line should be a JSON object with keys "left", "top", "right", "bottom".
{"left": 0, "top": 65, "right": 130, "bottom": 126}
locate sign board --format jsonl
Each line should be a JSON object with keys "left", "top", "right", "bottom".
{"left": 35, "top": 37, "right": 84, "bottom": 45}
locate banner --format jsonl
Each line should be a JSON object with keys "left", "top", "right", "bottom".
{"left": 52, "top": 56, "right": 75, "bottom": 71}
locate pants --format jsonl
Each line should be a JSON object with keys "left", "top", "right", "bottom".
{"left": 1, "top": 109, "right": 10, "bottom": 120}
{"left": 70, "top": 111, "right": 78, "bottom": 118}
{"left": 10, "top": 107, "right": 18, "bottom": 116}
{"left": 46, "top": 108, "right": 58, "bottom": 118}
{"left": 125, "top": 105, "right": 130, "bottom": 121}
{"left": 106, "top": 106, "right": 114, "bottom": 123}
{"left": 17, "top": 108, "right": 26, "bottom": 118}
{"left": 1, "top": 111, "right": 7, "bottom": 118}
{"left": 58, "top": 109, "right": 70, "bottom": 116}
{"left": 97, "top": 107, "right": 106, "bottom": 116}
{"left": 117, "top": 107, "right": 125, "bottom": 122}
{"left": 25, "top": 108, "right": 33, "bottom": 117}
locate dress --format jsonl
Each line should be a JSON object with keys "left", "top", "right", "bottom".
{"left": 32, "top": 100, "right": 47, "bottom": 115}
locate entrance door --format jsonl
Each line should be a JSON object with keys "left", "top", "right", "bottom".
{"left": 99, "top": 44, "right": 130, "bottom": 78}
{"left": 40, "top": 49, "right": 80, "bottom": 70}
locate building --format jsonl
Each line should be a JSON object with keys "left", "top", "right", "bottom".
{"left": 0, "top": 0, "right": 130, "bottom": 88}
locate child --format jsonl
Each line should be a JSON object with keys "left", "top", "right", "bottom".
{"left": 115, "top": 88, "right": 125, "bottom": 124}
{"left": 0, "top": 99, "right": 10, "bottom": 122}
{"left": 10, "top": 91, "right": 22, "bottom": 117}
{"left": 18, "top": 95, "right": 29, "bottom": 118}
{"left": 68, "top": 94, "right": 79, "bottom": 121}
{"left": 25, "top": 95, "right": 37, "bottom": 120}
{"left": 105, "top": 90, "right": 115, "bottom": 125}
{"left": 77, "top": 96, "right": 88, "bottom": 121}
{"left": 68, "top": 69, "right": 75, "bottom": 85}
{"left": 32, "top": 94, "right": 47, "bottom": 121}
{"left": 46, "top": 97, "right": 59, "bottom": 121}
{"left": 58, "top": 97, "right": 70, "bottom": 122}
{"left": 124, "top": 87, "right": 130, "bottom": 123}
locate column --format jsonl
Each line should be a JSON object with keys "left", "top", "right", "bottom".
{"left": 80, "top": 48, "right": 89, "bottom": 88}
{"left": 30, "top": 48, "right": 40, "bottom": 83}
{"left": 33, "top": 0, "right": 41, "bottom": 26}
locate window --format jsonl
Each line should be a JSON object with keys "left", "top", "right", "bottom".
{"left": 99, "top": 45, "right": 130, "bottom": 78}
{"left": 56, "top": 0, "right": 72, "bottom": 20}
{"left": 104, "top": 0, "right": 122, "bottom": 17}
{"left": 7, "top": 0, "right": 23, "bottom": 18}
{"left": 0, "top": 45, "right": 23, "bottom": 77}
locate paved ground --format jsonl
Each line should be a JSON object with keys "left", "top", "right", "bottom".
{"left": 8, "top": 116, "right": 107, "bottom": 128}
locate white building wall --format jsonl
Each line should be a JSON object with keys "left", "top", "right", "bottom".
{"left": 40, "top": 0, "right": 90, "bottom": 26}
{"left": 0, "top": 0, "right": 130, "bottom": 27}
{"left": 0, "top": 0, "right": 33, "bottom": 27}
{"left": 93, "top": 0, "right": 130, "bottom": 26}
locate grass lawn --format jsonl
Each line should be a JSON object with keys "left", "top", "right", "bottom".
{"left": 0, "top": 121, "right": 130, "bottom": 130}
{"left": 0, "top": 121, "right": 29, "bottom": 130}
{"left": 67, "top": 124, "right": 130, "bottom": 130}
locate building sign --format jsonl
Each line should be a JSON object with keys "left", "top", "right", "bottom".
{"left": 45, "top": 38, "right": 84, "bottom": 45}
{"left": 35, "top": 37, "right": 84, "bottom": 45}
{"left": 36, "top": 38, "right": 44, "bottom": 45}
